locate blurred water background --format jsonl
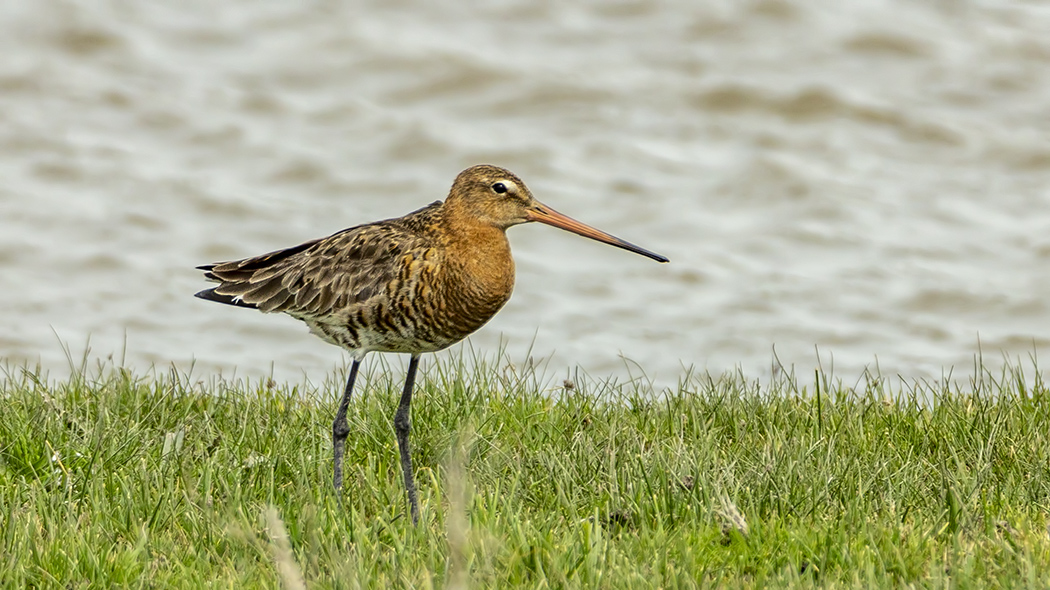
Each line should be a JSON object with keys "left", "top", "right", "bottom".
{"left": 2, "top": 0, "right": 1049, "bottom": 387}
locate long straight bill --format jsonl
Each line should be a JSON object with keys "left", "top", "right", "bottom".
{"left": 526, "top": 203, "right": 669, "bottom": 263}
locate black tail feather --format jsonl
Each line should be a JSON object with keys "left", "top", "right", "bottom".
{"left": 194, "top": 287, "right": 259, "bottom": 309}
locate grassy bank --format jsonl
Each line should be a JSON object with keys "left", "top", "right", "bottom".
{"left": 2, "top": 355, "right": 1049, "bottom": 588}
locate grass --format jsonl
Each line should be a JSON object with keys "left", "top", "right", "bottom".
{"left": 2, "top": 351, "right": 1050, "bottom": 588}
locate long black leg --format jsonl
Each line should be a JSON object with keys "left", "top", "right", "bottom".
{"left": 394, "top": 354, "right": 421, "bottom": 524}
{"left": 332, "top": 359, "right": 361, "bottom": 496}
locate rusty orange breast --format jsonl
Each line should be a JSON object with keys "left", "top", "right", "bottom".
{"left": 434, "top": 221, "right": 516, "bottom": 341}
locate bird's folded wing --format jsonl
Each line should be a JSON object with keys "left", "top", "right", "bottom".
{"left": 198, "top": 223, "right": 431, "bottom": 317}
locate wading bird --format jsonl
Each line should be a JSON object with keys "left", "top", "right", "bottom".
{"left": 195, "top": 165, "right": 668, "bottom": 524}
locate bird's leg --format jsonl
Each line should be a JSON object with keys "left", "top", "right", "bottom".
{"left": 332, "top": 359, "right": 361, "bottom": 497}
{"left": 394, "top": 354, "right": 421, "bottom": 525}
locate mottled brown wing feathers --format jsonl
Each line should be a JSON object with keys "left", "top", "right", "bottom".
{"left": 196, "top": 203, "right": 442, "bottom": 319}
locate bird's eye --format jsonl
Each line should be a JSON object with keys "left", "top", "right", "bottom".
{"left": 491, "top": 182, "right": 508, "bottom": 194}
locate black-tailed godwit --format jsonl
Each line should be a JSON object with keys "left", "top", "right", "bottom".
{"left": 195, "top": 164, "right": 668, "bottom": 524}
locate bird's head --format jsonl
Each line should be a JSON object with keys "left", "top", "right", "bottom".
{"left": 446, "top": 164, "right": 669, "bottom": 263}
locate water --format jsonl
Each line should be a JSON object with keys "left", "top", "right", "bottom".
{"left": 2, "top": 0, "right": 1049, "bottom": 386}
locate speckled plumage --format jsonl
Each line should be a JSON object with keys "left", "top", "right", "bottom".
{"left": 197, "top": 197, "right": 513, "bottom": 359}
{"left": 195, "top": 164, "right": 668, "bottom": 524}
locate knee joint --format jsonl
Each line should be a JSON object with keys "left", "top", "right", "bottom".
{"left": 333, "top": 420, "right": 350, "bottom": 440}
{"left": 393, "top": 410, "right": 411, "bottom": 434}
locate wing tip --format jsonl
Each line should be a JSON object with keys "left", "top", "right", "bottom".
{"left": 194, "top": 288, "right": 259, "bottom": 309}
